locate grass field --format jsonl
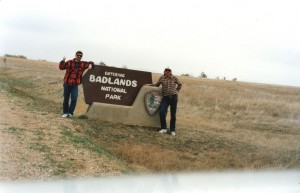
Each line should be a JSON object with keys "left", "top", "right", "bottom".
{"left": 0, "top": 57, "right": 299, "bottom": 180}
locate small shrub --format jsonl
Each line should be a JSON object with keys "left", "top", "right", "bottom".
{"left": 4, "top": 54, "right": 27, "bottom": 59}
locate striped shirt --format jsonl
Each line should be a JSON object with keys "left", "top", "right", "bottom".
{"left": 59, "top": 59, "right": 93, "bottom": 86}
{"left": 155, "top": 75, "right": 182, "bottom": 96}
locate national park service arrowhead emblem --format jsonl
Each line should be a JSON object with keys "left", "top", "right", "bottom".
{"left": 144, "top": 90, "right": 162, "bottom": 115}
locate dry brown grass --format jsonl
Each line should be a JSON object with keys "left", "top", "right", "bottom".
{"left": 0, "top": 57, "right": 299, "bottom": 179}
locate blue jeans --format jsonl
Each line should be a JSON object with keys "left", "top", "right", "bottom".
{"left": 160, "top": 95, "right": 178, "bottom": 132}
{"left": 63, "top": 83, "right": 78, "bottom": 115}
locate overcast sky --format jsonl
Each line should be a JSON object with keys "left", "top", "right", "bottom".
{"left": 1, "top": 0, "right": 300, "bottom": 86}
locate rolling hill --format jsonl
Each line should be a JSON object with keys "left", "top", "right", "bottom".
{"left": 0, "top": 57, "right": 299, "bottom": 180}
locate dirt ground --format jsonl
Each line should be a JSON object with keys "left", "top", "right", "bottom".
{"left": 0, "top": 89, "right": 127, "bottom": 181}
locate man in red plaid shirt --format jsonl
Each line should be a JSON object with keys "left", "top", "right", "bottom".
{"left": 59, "top": 51, "right": 94, "bottom": 118}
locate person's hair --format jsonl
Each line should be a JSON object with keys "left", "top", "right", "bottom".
{"left": 76, "top": 51, "right": 83, "bottom": 55}
{"left": 164, "top": 68, "right": 172, "bottom": 76}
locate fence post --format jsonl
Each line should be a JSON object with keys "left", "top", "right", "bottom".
{"left": 3, "top": 57, "right": 7, "bottom": 70}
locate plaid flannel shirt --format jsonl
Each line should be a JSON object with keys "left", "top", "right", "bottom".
{"left": 59, "top": 59, "right": 92, "bottom": 86}
{"left": 155, "top": 75, "right": 182, "bottom": 96}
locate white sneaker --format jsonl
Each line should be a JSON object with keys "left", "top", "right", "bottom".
{"left": 62, "top": 114, "right": 68, "bottom": 118}
{"left": 159, "top": 129, "right": 168, "bottom": 134}
{"left": 171, "top": 132, "right": 176, "bottom": 136}
{"left": 67, "top": 114, "right": 73, "bottom": 118}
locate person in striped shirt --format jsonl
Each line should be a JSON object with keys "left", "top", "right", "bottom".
{"left": 59, "top": 51, "right": 94, "bottom": 118}
{"left": 154, "top": 68, "right": 182, "bottom": 136}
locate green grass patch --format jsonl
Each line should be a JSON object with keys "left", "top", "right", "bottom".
{"left": 61, "top": 127, "right": 116, "bottom": 160}
{"left": 8, "top": 127, "right": 25, "bottom": 134}
{"left": 110, "top": 133, "right": 126, "bottom": 140}
{"left": 45, "top": 154, "right": 73, "bottom": 176}
{"left": 1, "top": 75, "right": 61, "bottom": 113}
{"left": 52, "top": 160, "right": 73, "bottom": 176}
{"left": 70, "top": 135, "right": 109, "bottom": 156}
{"left": 29, "top": 143, "right": 51, "bottom": 153}
{"left": 59, "top": 126, "right": 132, "bottom": 174}
{"left": 35, "top": 128, "right": 46, "bottom": 141}
{"left": 61, "top": 129, "right": 73, "bottom": 137}
{"left": 77, "top": 115, "right": 88, "bottom": 119}
{"left": 71, "top": 136, "right": 91, "bottom": 144}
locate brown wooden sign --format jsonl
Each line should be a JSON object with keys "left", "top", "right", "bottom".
{"left": 82, "top": 65, "right": 152, "bottom": 106}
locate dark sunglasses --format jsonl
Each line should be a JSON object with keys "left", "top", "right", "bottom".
{"left": 77, "top": 55, "right": 82, "bottom": 57}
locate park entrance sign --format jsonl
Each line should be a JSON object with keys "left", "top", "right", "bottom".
{"left": 82, "top": 65, "right": 152, "bottom": 106}
{"left": 82, "top": 65, "right": 162, "bottom": 127}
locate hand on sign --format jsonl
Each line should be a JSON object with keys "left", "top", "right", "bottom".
{"left": 88, "top": 61, "right": 94, "bottom": 69}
